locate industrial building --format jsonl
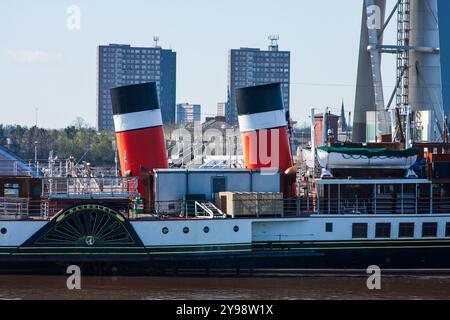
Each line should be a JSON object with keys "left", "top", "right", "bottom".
{"left": 176, "top": 103, "right": 201, "bottom": 126}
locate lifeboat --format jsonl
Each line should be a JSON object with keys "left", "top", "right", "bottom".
{"left": 303, "top": 146, "right": 419, "bottom": 169}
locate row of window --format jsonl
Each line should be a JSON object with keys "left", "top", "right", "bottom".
{"left": 162, "top": 225, "right": 240, "bottom": 235}
{"left": 233, "top": 79, "right": 289, "bottom": 84}
{"left": 327, "top": 222, "right": 450, "bottom": 239}
{"left": 233, "top": 72, "right": 289, "bottom": 78}
{"left": 100, "top": 75, "right": 160, "bottom": 84}
{"left": 102, "top": 60, "right": 161, "bottom": 66}
{"left": 233, "top": 63, "right": 289, "bottom": 69}
{"left": 232, "top": 51, "right": 289, "bottom": 58}
{"left": 233, "top": 64, "right": 289, "bottom": 69}
{"left": 101, "top": 49, "right": 162, "bottom": 55}
{"left": 101, "top": 69, "right": 161, "bottom": 75}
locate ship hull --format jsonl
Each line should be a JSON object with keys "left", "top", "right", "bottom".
{"left": 1, "top": 243, "right": 450, "bottom": 275}
{"left": 2, "top": 205, "right": 450, "bottom": 275}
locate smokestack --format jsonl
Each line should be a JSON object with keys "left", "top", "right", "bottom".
{"left": 236, "top": 83, "right": 294, "bottom": 197}
{"left": 110, "top": 82, "right": 168, "bottom": 195}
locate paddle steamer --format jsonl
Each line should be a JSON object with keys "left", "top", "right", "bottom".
{"left": 1, "top": 82, "right": 450, "bottom": 275}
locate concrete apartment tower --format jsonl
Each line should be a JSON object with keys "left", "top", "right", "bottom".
{"left": 226, "top": 36, "right": 290, "bottom": 126}
{"left": 97, "top": 42, "right": 176, "bottom": 131}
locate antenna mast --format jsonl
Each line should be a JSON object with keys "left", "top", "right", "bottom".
{"left": 153, "top": 36, "right": 160, "bottom": 48}
{"left": 268, "top": 34, "right": 279, "bottom": 51}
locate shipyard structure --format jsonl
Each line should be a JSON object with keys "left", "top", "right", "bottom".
{"left": 353, "top": 0, "right": 450, "bottom": 143}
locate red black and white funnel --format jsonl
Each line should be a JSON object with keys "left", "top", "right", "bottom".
{"left": 236, "top": 83, "right": 294, "bottom": 196}
{"left": 110, "top": 82, "right": 168, "bottom": 194}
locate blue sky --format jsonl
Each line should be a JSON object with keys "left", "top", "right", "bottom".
{"left": 0, "top": 0, "right": 398, "bottom": 128}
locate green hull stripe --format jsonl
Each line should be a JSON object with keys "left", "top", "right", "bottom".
{"left": 19, "top": 246, "right": 143, "bottom": 250}
{"left": 3, "top": 240, "right": 450, "bottom": 257}
{"left": 254, "top": 239, "right": 450, "bottom": 245}
{"left": 293, "top": 245, "right": 450, "bottom": 251}
{"left": 149, "top": 248, "right": 252, "bottom": 255}
{"left": 12, "top": 252, "right": 147, "bottom": 255}
{"left": 145, "top": 243, "right": 250, "bottom": 249}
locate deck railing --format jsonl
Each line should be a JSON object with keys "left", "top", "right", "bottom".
{"left": 146, "top": 196, "right": 450, "bottom": 218}
{"left": 2, "top": 195, "right": 450, "bottom": 220}
{"left": 147, "top": 199, "right": 303, "bottom": 218}
{"left": 41, "top": 177, "right": 139, "bottom": 199}
{"left": 316, "top": 197, "right": 450, "bottom": 215}
{"left": 0, "top": 198, "right": 44, "bottom": 218}
{"left": 0, "top": 197, "right": 29, "bottom": 217}
{"left": 0, "top": 160, "right": 35, "bottom": 176}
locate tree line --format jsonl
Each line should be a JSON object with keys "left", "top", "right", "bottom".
{"left": 0, "top": 118, "right": 115, "bottom": 166}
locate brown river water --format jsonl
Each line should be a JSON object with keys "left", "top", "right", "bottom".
{"left": 0, "top": 275, "right": 450, "bottom": 300}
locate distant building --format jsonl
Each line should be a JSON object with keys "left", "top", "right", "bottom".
{"left": 314, "top": 113, "right": 339, "bottom": 147}
{"left": 176, "top": 103, "right": 201, "bottom": 125}
{"left": 97, "top": 43, "right": 176, "bottom": 131}
{"left": 216, "top": 102, "right": 226, "bottom": 117}
{"left": 338, "top": 99, "right": 348, "bottom": 132}
{"left": 226, "top": 38, "right": 290, "bottom": 125}
{"left": 203, "top": 115, "right": 226, "bottom": 128}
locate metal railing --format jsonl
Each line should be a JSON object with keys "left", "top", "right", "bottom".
{"left": 4, "top": 195, "right": 449, "bottom": 221}
{"left": 316, "top": 197, "right": 450, "bottom": 215}
{"left": 41, "top": 177, "right": 138, "bottom": 198}
{"left": 0, "top": 197, "right": 29, "bottom": 217}
{"left": 149, "top": 199, "right": 303, "bottom": 218}
{"left": 0, "top": 198, "right": 44, "bottom": 218}
{"left": 149, "top": 196, "right": 450, "bottom": 218}
{"left": 194, "top": 201, "right": 226, "bottom": 219}
{"left": 0, "top": 160, "right": 35, "bottom": 176}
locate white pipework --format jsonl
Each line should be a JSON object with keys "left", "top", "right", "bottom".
{"left": 405, "top": 107, "right": 411, "bottom": 149}
{"left": 390, "top": 109, "right": 397, "bottom": 142}
{"left": 310, "top": 108, "right": 316, "bottom": 176}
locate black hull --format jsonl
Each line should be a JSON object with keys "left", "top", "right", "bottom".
{"left": 2, "top": 246, "right": 450, "bottom": 276}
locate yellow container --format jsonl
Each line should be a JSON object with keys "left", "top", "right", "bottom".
{"left": 214, "top": 192, "right": 283, "bottom": 218}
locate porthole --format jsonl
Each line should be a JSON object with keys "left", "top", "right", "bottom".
{"left": 0, "top": 228, "right": 7, "bottom": 235}
{"left": 162, "top": 227, "right": 169, "bottom": 234}
{"left": 233, "top": 225, "right": 239, "bottom": 232}
{"left": 183, "top": 227, "right": 189, "bottom": 234}
{"left": 203, "top": 226, "right": 210, "bottom": 233}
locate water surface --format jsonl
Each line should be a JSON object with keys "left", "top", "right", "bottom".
{"left": 1, "top": 275, "right": 450, "bottom": 300}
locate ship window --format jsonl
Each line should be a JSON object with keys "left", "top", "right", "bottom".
{"left": 183, "top": 227, "right": 189, "bottom": 234}
{"left": 399, "top": 223, "right": 414, "bottom": 238}
{"left": 233, "top": 225, "right": 239, "bottom": 232}
{"left": 422, "top": 222, "right": 438, "bottom": 237}
{"left": 325, "top": 223, "right": 333, "bottom": 232}
{"left": 446, "top": 223, "right": 450, "bottom": 237}
{"left": 375, "top": 223, "right": 391, "bottom": 238}
{"left": 162, "top": 227, "right": 169, "bottom": 234}
{"left": 203, "top": 226, "right": 209, "bottom": 233}
{"left": 0, "top": 228, "right": 6, "bottom": 235}
{"left": 4, "top": 183, "right": 19, "bottom": 197}
{"left": 352, "top": 223, "right": 368, "bottom": 238}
